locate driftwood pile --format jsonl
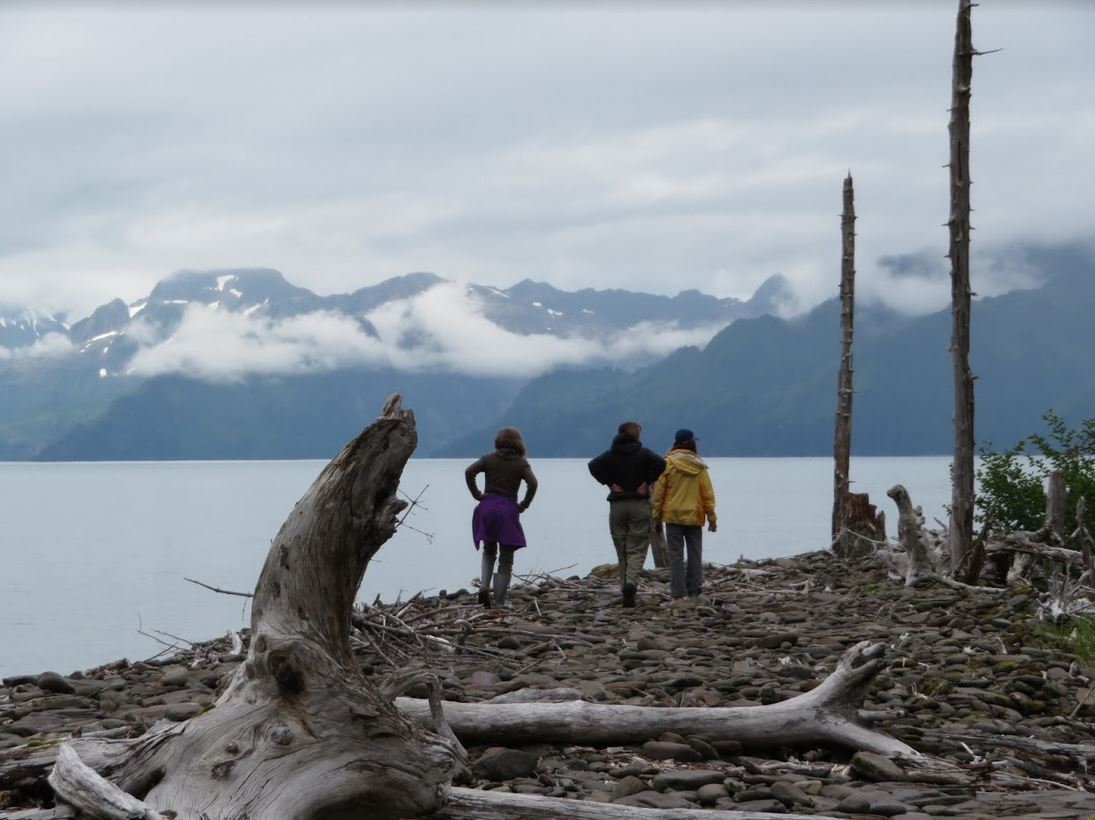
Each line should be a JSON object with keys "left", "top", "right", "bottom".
{"left": 3, "top": 399, "right": 1095, "bottom": 818}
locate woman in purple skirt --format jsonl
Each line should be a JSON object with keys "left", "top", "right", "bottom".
{"left": 465, "top": 427, "right": 538, "bottom": 608}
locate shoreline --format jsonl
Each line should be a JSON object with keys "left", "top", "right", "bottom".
{"left": 4, "top": 550, "right": 1095, "bottom": 817}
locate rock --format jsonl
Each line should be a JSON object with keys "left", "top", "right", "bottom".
{"left": 834, "top": 793, "right": 872, "bottom": 813}
{"left": 472, "top": 747, "right": 537, "bottom": 781}
{"left": 851, "top": 751, "right": 906, "bottom": 782}
{"left": 159, "top": 667, "right": 192, "bottom": 688}
{"left": 615, "top": 790, "right": 693, "bottom": 809}
{"left": 37, "top": 671, "right": 75, "bottom": 694}
{"left": 651, "top": 770, "right": 725, "bottom": 790}
{"left": 695, "top": 782, "right": 728, "bottom": 805}
{"left": 771, "top": 780, "right": 814, "bottom": 808}
{"left": 612, "top": 775, "right": 645, "bottom": 799}
{"left": 640, "top": 741, "right": 702, "bottom": 762}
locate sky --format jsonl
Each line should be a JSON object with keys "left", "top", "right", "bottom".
{"left": 1, "top": 1, "right": 1093, "bottom": 321}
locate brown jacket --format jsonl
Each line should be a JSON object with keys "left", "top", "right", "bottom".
{"left": 465, "top": 448, "right": 538, "bottom": 510}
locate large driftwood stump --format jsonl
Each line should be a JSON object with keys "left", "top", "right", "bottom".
{"left": 49, "top": 396, "right": 462, "bottom": 820}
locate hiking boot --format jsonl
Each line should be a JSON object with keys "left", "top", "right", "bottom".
{"left": 621, "top": 584, "right": 636, "bottom": 608}
{"left": 477, "top": 589, "right": 491, "bottom": 609}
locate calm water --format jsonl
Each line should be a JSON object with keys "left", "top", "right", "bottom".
{"left": 0, "top": 456, "right": 953, "bottom": 679}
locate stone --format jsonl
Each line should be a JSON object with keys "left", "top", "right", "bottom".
{"left": 472, "top": 747, "right": 538, "bottom": 781}
{"left": 37, "top": 671, "right": 75, "bottom": 694}
{"left": 615, "top": 790, "right": 693, "bottom": 809}
{"left": 771, "top": 780, "right": 814, "bottom": 808}
{"left": 612, "top": 775, "right": 645, "bottom": 799}
{"left": 639, "top": 741, "right": 702, "bottom": 762}
{"left": 851, "top": 750, "right": 906, "bottom": 782}
{"left": 834, "top": 793, "right": 872, "bottom": 813}
{"left": 695, "top": 783, "right": 728, "bottom": 805}
{"left": 651, "top": 770, "right": 725, "bottom": 790}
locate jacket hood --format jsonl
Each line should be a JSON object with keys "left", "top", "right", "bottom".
{"left": 665, "top": 448, "right": 707, "bottom": 476}
{"left": 494, "top": 447, "right": 523, "bottom": 460}
{"left": 610, "top": 434, "right": 642, "bottom": 456}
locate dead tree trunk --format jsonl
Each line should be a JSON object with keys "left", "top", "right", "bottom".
{"left": 49, "top": 396, "right": 463, "bottom": 820}
{"left": 947, "top": 0, "right": 976, "bottom": 577}
{"left": 832, "top": 173, "right": 857, "bottom": 543}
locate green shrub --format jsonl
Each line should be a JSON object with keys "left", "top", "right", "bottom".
{"left": 976, "top": 410, "right": 1095, "bottom": 537}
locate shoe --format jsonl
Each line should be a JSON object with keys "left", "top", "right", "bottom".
{"left": 477, "top": 589, "right": 491, "bottom": 608}
{"left": 622, "top": 585, "right": 636, "bottom": 608}
{"left": 669, "top": 597, "right": 691, "bottom": 609}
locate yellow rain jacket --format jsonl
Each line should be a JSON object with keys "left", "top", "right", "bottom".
{"left": 651, "top": 448, "right": 717, "bottom": 527}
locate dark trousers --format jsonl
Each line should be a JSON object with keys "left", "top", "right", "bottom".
{"left": 666, "top": 523, "right": 703, "bottom": 598}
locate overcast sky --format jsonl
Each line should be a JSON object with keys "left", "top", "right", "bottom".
{"left": 1, "top": 1, "right": 1093, "bottom": 319}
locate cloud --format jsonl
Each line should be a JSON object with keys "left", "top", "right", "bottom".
{"left": 864, "top": 243, "right": 1050, "bottom": 315}
{"left": 0, "top": 4, "right": 1093, "bottom": 317}
{"left": 0, "top": 332, "right": 74, "bottom": 361}
{"left": 126, "top": 283, "right": 727, "bottom": 381}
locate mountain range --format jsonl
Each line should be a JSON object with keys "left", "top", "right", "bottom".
{"left": 0, "top": 269, "right": 789, "bottom": 459}
{"left": 438, "top": 241, "right": 1095, "bottom": 457}
{"left": 3, "top": 240, "right": 1092, "bottom": 460}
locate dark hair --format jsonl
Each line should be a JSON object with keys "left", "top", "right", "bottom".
{"left": 494, "top": 427, "right": 526, "bottom": 455}
{"left": 671, "top": 439, "right": 697, "bottom": 453}
{"left": 617, "top": 421, "right": 641, "bottom": 438}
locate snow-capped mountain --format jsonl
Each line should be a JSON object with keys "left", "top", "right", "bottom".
{"left": 0, "top": 306, "right": 68, "bottom": 350}
{"left": 0, "top": 268, "right": 790, "bottom": 459}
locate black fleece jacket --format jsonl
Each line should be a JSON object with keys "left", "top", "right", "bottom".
{"left": 587, "top": 434, "right": 666, "bottom": 502}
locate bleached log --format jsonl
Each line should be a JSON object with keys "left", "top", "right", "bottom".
{"left": 399, "top": 641, "right": 919, "bottom": 757}
{"left": 436, "top": 788, "right": 833, "bottom": 820}
{"left": 47, "top": 744, "right": 166, "bottom": 820}
{"left": 887, "top": 484, "right": 936, "bottom": 585}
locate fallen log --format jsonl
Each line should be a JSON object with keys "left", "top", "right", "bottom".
{"left": 436, "top": 788, "right": 834, "bottom": 820}
{"left": 397, "top": 641, "right": 918, "bottom": 756}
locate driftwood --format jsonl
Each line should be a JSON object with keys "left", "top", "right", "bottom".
{"left": 947, "top": 0, "right": 977, "bottom": 575}
{"left": 398, "top": 641, "right": 917, "bottom": 756}
{"left": 884, "top": 484, "right": 942, "bottom": 586}
{"left": 436, "top": 789, "right": 833, "bottom": 820}
{"left": 18, "top": 396, "right": 920, "bottom": 819}
{"left": 834, "top": 492, "right": 885, "bottom": 561}
{"left": 832, "top": 172, "right": 856, "bottom": 543}
{"left": 48, "top": 396, "right": 463, "bottom": 819}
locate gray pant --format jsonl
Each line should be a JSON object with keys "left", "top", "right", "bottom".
{"left": 609, "top": 498, "right": 651, "bottom": 590}
{"left": 666, "top": 523, "right": 703, "bottom": 598}
{"left": 481, "top": 542, "right": 516, "bottom": 604}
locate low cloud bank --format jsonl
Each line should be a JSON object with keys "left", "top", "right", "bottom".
{"left": 127, "top": 283, "right": 726, "bottom": 382}
{"left": 0, "top": 333, "right": 73, "bottom": 362}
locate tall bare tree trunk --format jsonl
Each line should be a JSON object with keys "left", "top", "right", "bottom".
{"left": 948, "top": 0, "right": 976, "bottom": 576}
{"left": 832, "top": 173, "right": 856, "bottom": 542}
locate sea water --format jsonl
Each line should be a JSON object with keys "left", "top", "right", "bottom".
{"left": 0, "top": 456, "right": 952, "bottom": 679}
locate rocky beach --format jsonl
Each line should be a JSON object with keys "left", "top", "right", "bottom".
{"left": 4, "top": 550, "right": 1095, "bottom": 819}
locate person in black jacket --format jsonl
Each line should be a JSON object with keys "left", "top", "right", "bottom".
{"left": 587, "top": 421, "right": 666, "bottom": 607}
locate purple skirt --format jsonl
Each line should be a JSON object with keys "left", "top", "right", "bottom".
{"left": 472, "top": 493, "right": 526, "bottom": 549}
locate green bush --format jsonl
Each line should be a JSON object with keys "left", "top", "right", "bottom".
{"left": 976, "top": 410, "right": 1095, "bottom": 537}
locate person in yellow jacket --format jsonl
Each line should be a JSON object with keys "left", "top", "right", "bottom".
{"left": 651, "top": 429, "right": 717, "bottom": 602}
